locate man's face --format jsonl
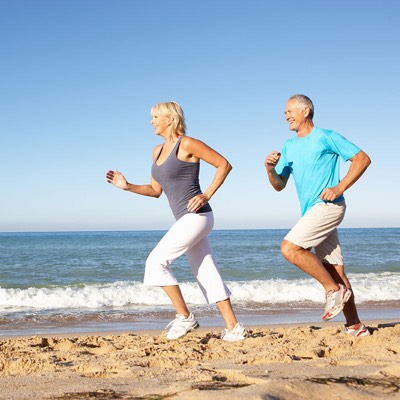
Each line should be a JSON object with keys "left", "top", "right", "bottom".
{"left": 284, "top": 99, "right": 308, "bottom": 132}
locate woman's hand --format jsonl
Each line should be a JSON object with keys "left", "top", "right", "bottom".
{"left": 187, "top": 194, "right": 209, "bottom": 213}
{"left": 106, "top": 170, "right": 129, "bottom": 190}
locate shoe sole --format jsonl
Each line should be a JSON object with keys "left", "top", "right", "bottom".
{"left": 222, "top": 334, "right": 247, "bottom": 342}
{"left": 322, "top": 288, "right": 352, "bottom": 321}
{"left": 166, "top": 321, "right": 200, "bottom": 340}
{"left": 348, "top": 329, "right": 370, "bottom": 337}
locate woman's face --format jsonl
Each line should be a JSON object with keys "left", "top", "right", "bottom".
{"left": 151, "top": 113, "right": 171, "bottom": 135}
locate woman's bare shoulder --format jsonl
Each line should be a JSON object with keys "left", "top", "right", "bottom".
{"left": 181, "top": 135, "right": 205, "bottom": 148}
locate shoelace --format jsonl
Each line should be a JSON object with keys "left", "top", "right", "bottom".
{"left": 165, "top": 315, "right": 184, "bottom": 330}
{"left": 165, "top": 314, "right": 192, "bottom": 331}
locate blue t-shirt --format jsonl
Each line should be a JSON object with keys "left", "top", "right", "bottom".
{"left": 275, "top": 127, "right": 360, "bottom": 216}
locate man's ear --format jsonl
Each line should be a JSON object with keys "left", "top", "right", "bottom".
{"left": 303, "top": 107, "right": 310, "bottom": 118}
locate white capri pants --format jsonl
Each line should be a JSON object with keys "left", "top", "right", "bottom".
{"left": 143, "top": 211, "right": 232, "bottom": 304}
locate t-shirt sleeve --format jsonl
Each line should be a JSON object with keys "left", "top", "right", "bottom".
{"left": 325, "top": 131, "right": 361, "bottom": 161}
{"left": 275, "top": 146, "right": 291, "bottom": 178}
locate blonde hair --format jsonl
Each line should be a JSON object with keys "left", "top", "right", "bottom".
{"left": 151, "top": 101, "right": 187, "bottom": 135}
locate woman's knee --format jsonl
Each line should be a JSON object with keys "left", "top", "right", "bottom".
{"left": 145, "top": 253, "right": 155, "bottom": 269}
{"left": 145, "top": 252, "right": 164, "bottom": 275}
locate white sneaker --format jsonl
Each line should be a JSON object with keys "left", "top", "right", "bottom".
{"left": 221, "top": 322, "right": 248, "bottom": 342}
{"left": 322, "top": 284, "right": 352, "bottom": 321}
{"left": 165, "top": 313, "right": 199, "bottom": 340}
{"left": 343, "top": 323, "right": 371, "bottom": 337}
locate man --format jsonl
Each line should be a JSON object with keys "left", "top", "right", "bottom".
{"left": 265, "top": 94, "right": 371, "bottom": 337}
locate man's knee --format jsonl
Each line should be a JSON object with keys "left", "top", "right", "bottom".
{"left": 281, "top": 240, "right": 302, "bottom": 262}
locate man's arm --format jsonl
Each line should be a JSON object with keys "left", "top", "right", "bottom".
{"left": 320, "top": 150, "right": 371, "bottom": 201}
{"left": 264, "top": 151, "right": 288, "bottom": 191}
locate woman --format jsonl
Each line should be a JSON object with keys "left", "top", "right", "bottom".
{"left": 106, "top": 101, "right": 247, "bottom": 341}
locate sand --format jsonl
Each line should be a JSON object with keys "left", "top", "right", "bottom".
{"left": 0, "top": 320, "right": 399, "bottom": 400}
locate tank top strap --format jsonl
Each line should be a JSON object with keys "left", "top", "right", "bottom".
{"left": 155, "top": 136, "right": 183, "bottom": 163}
{"left": 174, "top": 136, "right": 184, "bottom": 158}
{"left": 154, "top": 145, "right": 163, "bottom": 162}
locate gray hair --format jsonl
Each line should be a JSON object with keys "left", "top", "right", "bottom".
{"left": 289, "top": 94, "right": 314, "bottom": 120}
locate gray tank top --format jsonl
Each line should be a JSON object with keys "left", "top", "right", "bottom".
{"left": 151, "top": 136, "right": 212, "bottom": 220}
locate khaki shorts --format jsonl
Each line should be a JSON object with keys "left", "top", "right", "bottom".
{"left": 284, "top": 201, "right": 346, "bottom": 265}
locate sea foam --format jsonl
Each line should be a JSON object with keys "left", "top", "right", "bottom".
{"left": 1, "top": 272, "right": 399, "bottom": 311}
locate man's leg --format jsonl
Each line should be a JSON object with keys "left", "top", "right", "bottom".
{"left": 281, "top": 240, "right": 339, "bottom": 292}
{"left": 282, "top": 202, "right": 355, "bottom": 321}
{"left": 282, "top": 202, "right": 347, "bottom": 291}
{"left": 323, "top": 262, "right": 361, "bottom": 327}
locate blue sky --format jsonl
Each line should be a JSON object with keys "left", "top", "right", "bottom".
{"left": 1, "top": 0, "right": 399, "bottom": 232}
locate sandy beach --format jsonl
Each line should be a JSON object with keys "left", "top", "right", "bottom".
{"left": 0, "top": 320, "right": 399, "bottom": 399}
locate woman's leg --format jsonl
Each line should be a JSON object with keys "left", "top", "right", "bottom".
{"left": 144, "top": 213, "right": 214, "bottom": 314}
{"left": 161, "top": 285, "right": 190, "bottom": 317}
{"left": 216, "top": 298, "right": 238, "bottom": 331}
{"left": 185, "top": 215, "right": 238, "bottom": 330}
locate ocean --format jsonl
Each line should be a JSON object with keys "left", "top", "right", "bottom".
{"left": 1, "top": 228, "right": 399, "bottom": 336}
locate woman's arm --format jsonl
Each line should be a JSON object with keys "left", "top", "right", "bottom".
{"left": 106, "top": 170, "right": 162, "bottom": 198}
{"left": 106, "top": 145, "right": 163, "bottom": 198}
{"left": 180, "top": 136, "right": 232, "bottom": 212}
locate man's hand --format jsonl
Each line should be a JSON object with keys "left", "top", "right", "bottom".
{"left": 320, "top": 186, "right": 343, "bottom": 201}
{"left": 264, "top": 151, "right": 281, "bottom": 172}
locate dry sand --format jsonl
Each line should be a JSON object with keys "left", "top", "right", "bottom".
{"left": 0, "top": 320, "right": 399, "bottom": 399}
